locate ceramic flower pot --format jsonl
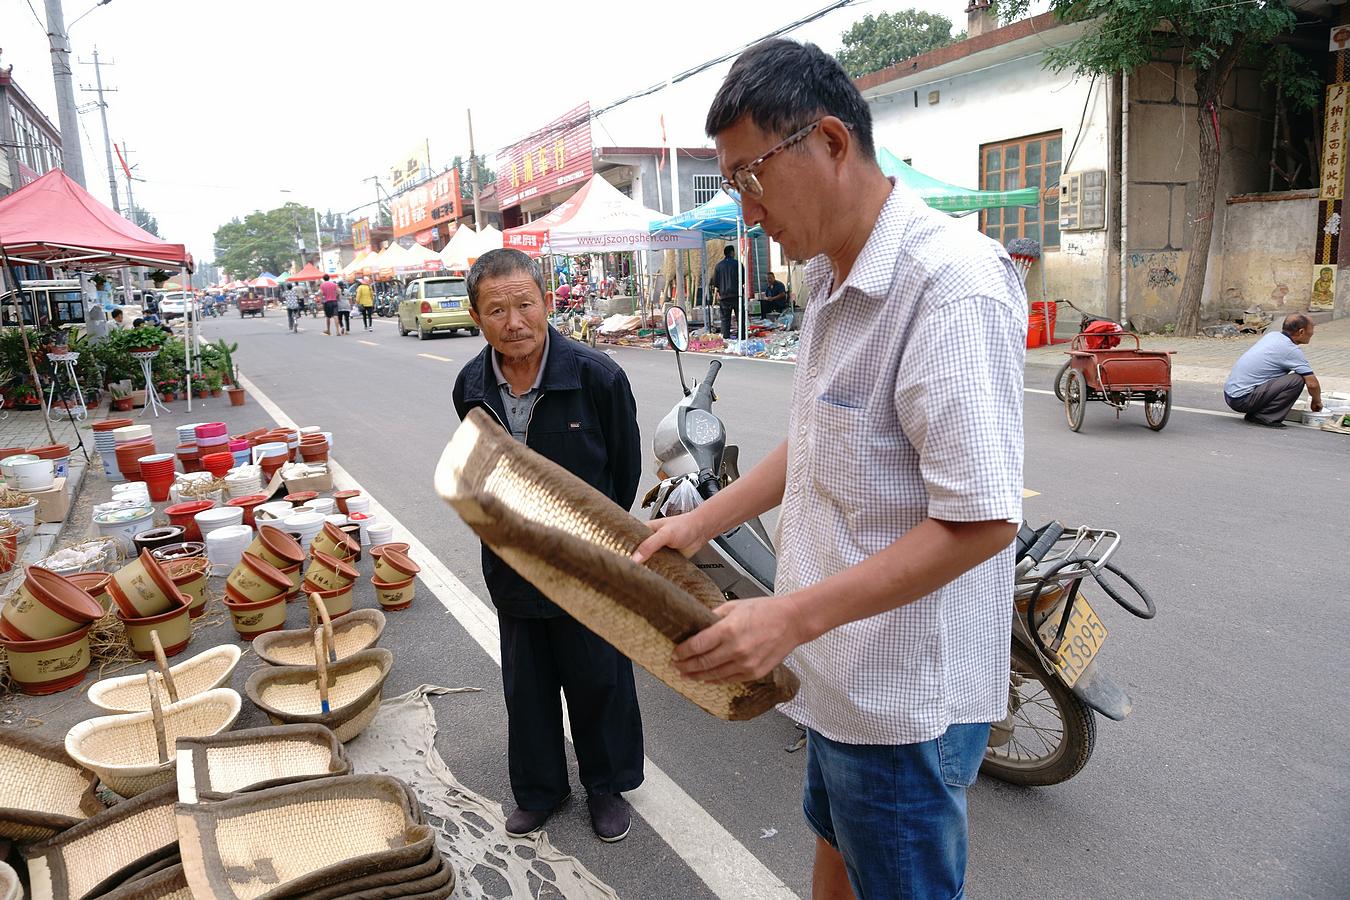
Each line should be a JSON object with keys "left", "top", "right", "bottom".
{"left": 66, "top": 571, "right": 114, "bottom": 615}
{"left": 301, "top": 581, "right": 354, "bottom": 618}
{"left": 283, "top": 491, "right": 318, "bottom": 507}
{"left": 278, "top": 562, "right": 303, "bottom": 600}
{"left": 1, "top": 567, "right": 105, "bottom": 641}
{"left": 165, "top": 500, "right": 216, "bottom": 542}
{"left": 132, "top": 526, "right": 186, "bottom": 557}
{"left": 165, "top": 557, "right": 212, "bottom": 618}
{"left": 372, "top": 549, "right": 420, "bottom": 584}
{"left": 303, "top": 550, "right": 359, "bottom": 593}
{"left": 225, "top": 553, "right": 292, "bottom": 604}
{"left": 116, "top": 592, "right": 192, "bottom": 659}
{"left": 222, "top": 585, "right": 288, "bottom": 640}
{"left": 225, "top": 494, "right": 269, "bottom": 528}
{"left": 107, "top": 551, "right": 180, "bottom": 619}
{"left": 333, "top": 490, "right": 361, "bottom": 515}
{"left": 245, "top": 525, "right": 305, "bottom": 571}
{"left": 310, "top": 521, "right": 358, "bottom": 561}
{"left": 0, "top": 623, "right": 92, "bottom": 694}
{"left": 372, "top": 576, "right": 416, "bottom": 612}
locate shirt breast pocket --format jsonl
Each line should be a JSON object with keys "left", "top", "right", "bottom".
{"left": 809, "top": 398, "right": 871, "bottom": 511}
{"left": 530, "top": 421, "right": 607, "bottom": 487}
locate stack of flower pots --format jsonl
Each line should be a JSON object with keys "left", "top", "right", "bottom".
{"left": 108, "top": 551, "right": 193, "bottom": 660}
{"left": 136, "top": 453, "right": 177, "bottom": 502}
{"left": 112, "top": 425, "right": 155, "bottom": 482}
{"left": 282, "top": 510, "right": 324, "bottom": 553}
{"left": 175, "top": 442, "right": 201, "bottom": 473}
{"left": 165, "top": 499, "right": 216, "bottom": 542}
{"left": 247, "top": 525, "right": 306, "bottom": 600}
{"left": 298, "top": 433, "right": 329, "bottom": 464}
{"left": 303, "top": 529, "right": 360, "bottom": 617}
{"left": 370, "top": 545, "right": 419, "bottom": 611}
{"left": 201, "top": 452, "right": 234, "bottom": 479}
{"left": 92, "top": 418, "right": 134, "bottom": 480}
{"left": 228, "top": 438, "right": 252, "bottom": 468}
{"left": 223, "top": 552, "right": 295, "bottom": 639}
{"left": 28, "top": 443, "right": 73, "bottom": 479}
{"left": 225, "top": 493, "right": 268, "bottom": 527}
{"left": 254, "top": 442, "right": 289, "bottom": 483}
{"left": 165, "top": 556, "right": 212, "bottom": 618}
{"left": 194, "top": 422, "right": 229, "bottom": 456}
{"left": 224, "top": 466, "right": 264, "bottom": 499}
{"left": 0, "top": 566, "right": 104, "bottom": 694}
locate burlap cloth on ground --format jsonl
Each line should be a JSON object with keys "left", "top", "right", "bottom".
{"left": 436, "top": 407, "right": 797, "bottom": 721}
{"left": 347, "top": 685, "right": 619, "bottom": 900}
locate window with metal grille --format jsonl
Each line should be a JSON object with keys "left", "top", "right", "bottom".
{"left": 692, "top": 174, "right": 721, "bottom": 207}
{"left": 979, "top": 131, "right": 1061, "bottom": 250}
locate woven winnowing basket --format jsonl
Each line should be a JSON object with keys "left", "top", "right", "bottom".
{"left": 437, "top": 407, "right": 799, "bottom": 721}
{"left": 88, "top": 645, "right": 243, "bottom": 713}
{"left": 24, "top": 781, "right": 178, "bottom": 900}
{"left": 295, "top": 839, "right": 451, "bottom": 900}
{"left": 243, "top": 649, "right": 393, "bottom": 743}
{"left": 65, "top": 689, "right": 243, "bottom": 797}
{"left": 95, "top": 863, "right": 192, "bottom": 900}
{"left": 251, "top": 610, "right": 386, "bottom": 667}
{"left": 177, "top": 774, "right": 430, "bottom": 900}
{"left": 175, "top": 724, "right": 351, "bottom": 802}
{"left": 0, "top": 731, "right": 101, "bottom": 843}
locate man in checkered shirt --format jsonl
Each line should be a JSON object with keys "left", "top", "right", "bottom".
{"left": 634, "top": 39, "right": 1025, "bottom": 899}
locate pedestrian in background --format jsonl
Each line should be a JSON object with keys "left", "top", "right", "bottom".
{"left": 356, "top": 278, "right": 375, "bottom": 331}
{"left": 336, "top": 285, "right": 352, "bottom": 335}
{"left": 634, "top": 38, "right": 1025, "bottom": 899}
{"left": 283, "top": 284, "right": 300, "bottom": 333}
{"left": 452, "top": 248, "right": 645, "bottom": 844}
{"left": 319, "top": 274, "right": 340, "bottom": 335}
{"left": 711, "top": 245, "right": 742, "bottom": 338}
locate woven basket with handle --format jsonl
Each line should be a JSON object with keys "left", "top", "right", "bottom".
{"left": 244, "top": 631, "right": 392, "bottom": 743}
{"left": 175, "top": 724, "right": 351, "bottom": 803}
{"left": 0, "top": 730, "right": 101, "bottom": 843}
{"left": 251, "top": 608, "right": 385, "bottom": 667}
{"left": 93, "top": 862, "right": 191, "bottom": 900}
{"left": 88, "top": 644, "right": 242, "bottom": 713}
{"left": 436, "top": 407, "right": 799, "bottom": 721}
{"left": 23, "top": 781, "right": 178, "bottom": 900}
{"left": 177, "top": 774, "right": 434, "bottom": 899}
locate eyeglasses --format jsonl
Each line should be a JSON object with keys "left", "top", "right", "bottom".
{"left": 722, "top": 119, "right": 823, "bottom": 200}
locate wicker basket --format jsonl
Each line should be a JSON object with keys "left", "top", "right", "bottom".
{"left": 177, "top": 774, "right": 432, "bottom": 899}
{"left": 0, "top": 861, "right": 18, "bottom": 900}
{"left": 95, "top": 863, "right": 192, "bottom": 900}
{"left": 23, "top": 781, "right": 178, "bottom": 900}
{"left": 244, "top": 640, "right": 393, "bottom": 743}
{"left": 436, "top": 407, "right": 799, "bottom": 720}
{"left": 0, "top": 730, "right": 101, "bottom": 843}
{"left": 252, "top": 607, "right": 385, "bottom": 667}
{"left": 65, "top": 685, "right": 242, "bottom": 797}
{"left": 88, "top": 644, "right": 242, "bottom": 713}
{"left": 304, "top": 843, "right": 454, "bottom": 899}
{"left": 175, "top": 724, "right": 351, "bottom": 803}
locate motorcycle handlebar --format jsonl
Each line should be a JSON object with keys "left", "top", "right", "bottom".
{"left": 690, "top": 360, "right": 722, "bottom": 409}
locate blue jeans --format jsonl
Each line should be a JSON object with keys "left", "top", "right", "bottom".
{"left": 803, "top": 723, "right": 990, "bottom": 899}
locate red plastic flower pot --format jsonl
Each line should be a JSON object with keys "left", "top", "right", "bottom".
{"left": 165, "top": 500, "right": 215, "bottom": 542}
{"left": 144, "top": 474, "right": 174, "bottom": 503}
{"left": 225, "top": 494, "right": 268, "bottom": 528}
{"left": 201, "top": 452, "right": 234, "bottom": 478}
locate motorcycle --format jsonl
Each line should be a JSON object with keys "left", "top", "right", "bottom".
{"left": 376, "top": 295, "right": 399, "bottom": 318}
{"left": 643, "top": 305, "right": 1156, "bottom": 785}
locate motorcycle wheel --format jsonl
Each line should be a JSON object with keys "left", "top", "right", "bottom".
{"left": 980, "top": 641, "right": 1096, "bottom": 786}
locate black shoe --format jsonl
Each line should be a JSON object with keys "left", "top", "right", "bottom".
{"left": 587, "top": 792, "right": 631, "bottom": 843}
{"left": 505, "top": 793, "right": 569, "bottom": 838}
{"left": 1258, "top": 420, "right": 1287, "bottom": 428}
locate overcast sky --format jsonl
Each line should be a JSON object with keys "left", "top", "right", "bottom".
{"left": 2, "top": 0, "right": 1038, "bottom": 268}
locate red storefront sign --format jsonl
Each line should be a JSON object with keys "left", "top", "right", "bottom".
{"left": 391, "top": 170, "right": 462, "bottom": 239}
{"left": 496, "top": 102, "right": 593, "bottom": 209}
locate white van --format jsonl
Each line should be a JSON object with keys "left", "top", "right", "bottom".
{"left": 0, "top": 279, "right": 85, "bottom": 327}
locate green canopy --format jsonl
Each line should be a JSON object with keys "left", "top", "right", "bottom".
{"left": 879, "top": 148, "right": 1041, "bottom": 214}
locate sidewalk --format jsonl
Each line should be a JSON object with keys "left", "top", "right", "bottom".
{"left": 1028, "top": 316, "right": 1350, "bottom": 393}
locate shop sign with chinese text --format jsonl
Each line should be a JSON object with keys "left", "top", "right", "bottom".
{"left": 391, "top": 170, "right": 462, "bottom": 239}
{"left": 390, "top": 144, "right": 430, "bottom": 193}
{"left": 496, "top": 103, "right": 593, "bottom": 209}
{"left": 1320, "top": 83, "right": 1350, "bottom": 201}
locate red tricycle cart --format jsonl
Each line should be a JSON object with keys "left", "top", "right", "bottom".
{"left": 1062, "top": 332, "right": 1173, "bottom": 432}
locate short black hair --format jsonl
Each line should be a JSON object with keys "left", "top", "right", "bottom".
{"left": 322, "top": 274, "right": 330, "bottom": 281}
{"left": 705, "top": 39, "right": 875, "bottom": 160}
{"left": 1283, "top": 313, "right": 1312, "bottom": 334}
{"left": 111, "top": 308, "right": 123, "bottom": 319}
{"left": 723, "top": 245, "right": 735, "bottom": 259}
{"left": 466, "top": 248, "right": 545, "bottom": 311}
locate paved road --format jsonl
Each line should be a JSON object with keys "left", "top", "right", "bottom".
{"left": 212, "top": 310, "right": 1347, "bottom": 899}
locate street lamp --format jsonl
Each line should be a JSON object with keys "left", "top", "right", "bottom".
{"left": 66, "top": 0, "right": 113, "bottom": 31}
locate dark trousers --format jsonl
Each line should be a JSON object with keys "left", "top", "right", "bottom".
{"left": 498, "top": 611, "right": 644, "bottom": 810}
{"left": 359, "top": 306, "right": 373, "bottom": 328}
{"left": 1225, "top": 372, "right": 1305, "bottom": 425}
{"left": 719, "top": 299, "right": 737, "bottom": 338}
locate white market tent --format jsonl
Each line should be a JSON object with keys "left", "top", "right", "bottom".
{"left": 476, "top": 224, "right": 503, "bottom": 252}
{"left": 400, "top": 241, "right": 443, "bottom": 273}
{"left": 439, "top": 225, "right": 484, "bottom": 270}
{"left": 503, "top": 174, "right": 701, "bottom": 255}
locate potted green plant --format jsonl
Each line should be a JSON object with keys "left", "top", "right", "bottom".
{"left": 206, "top": 370, "right": 222, "bottom": 396}
{"left": 192, "top": 373, "right": 209, "bottom": 398}
{"left": 109, "top": 383, "right": 134, "bottom": 412}
{"left": 10, "top": 383, "right": 40, "bottom": 410}
{"left": 123, "top": 325, "right": 167, "bottom": 355}
{"left": 147, "top": 270, "right": 171, "bottom": 289}
{"left": 157, "top": 379, "right": 178, "bottom": 402}
{"left": 209, "top": 339, "right": 238, "bottom": 386}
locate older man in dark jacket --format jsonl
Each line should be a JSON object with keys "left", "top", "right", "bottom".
{"left": 452, "top": 248, "right": 644, "bottom": 843}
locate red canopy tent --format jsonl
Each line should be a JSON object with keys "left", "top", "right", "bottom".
{"left": 501, "top": 178, "right": 592, "bottom": 258}
{"left": 288, "top": 263, "right": 325, "bottom": 282}
{"left": 0, "top": 169, "right": 192, "bottom": 271}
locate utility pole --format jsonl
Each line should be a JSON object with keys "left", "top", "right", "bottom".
{"left": 467, "top": 109, "right": 482, "bottom": 232}
{"left": 364, "top": 175, "right": 385, "bottom": 227}
{"left": 79, "top": 47, "right": 119, "bottom": 213}
{"left": 43, "top": 0, "right": 86, "bottom": 186}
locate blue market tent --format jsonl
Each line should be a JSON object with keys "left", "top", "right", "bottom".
{"left": 877, "top": 149, "right": 1041, "bottom": 213}
{"left": 654, "top": 189, "right": 751, "bottom": 238}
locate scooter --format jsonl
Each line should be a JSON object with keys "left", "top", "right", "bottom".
{"left": 644, "top": 305, "right": 1156, "bottom": 785}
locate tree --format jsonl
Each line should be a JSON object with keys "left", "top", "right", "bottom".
{"left": 450, "top": 154, "right": 498, "bottom": 200}
{"left": 996, "top": 0, "right": 1298, "bottom": 336}
{"left": 212, "top": 202, "right": 316, "bottom": 278}
{"left": 128, "top": 204, "right": 158, "bottom": 236}
{"left": 837, "top": 9, "right": 964, "bottom": 79}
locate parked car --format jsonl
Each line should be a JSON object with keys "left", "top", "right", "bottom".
{"left": 157, "top": 291, "right": 193, "bottom": 320}
{"left": 237, "top": 294, "right": 265, "bottom": 318}
{"left": 0, "top": 279, "right": 84, "bottom": 327}
{"left": 397, "top": 277, "right": 476, "bottom": 340}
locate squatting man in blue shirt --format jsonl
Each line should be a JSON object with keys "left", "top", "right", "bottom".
{"left": 1223, "top": 313, "right": 1321, "bottom": 428}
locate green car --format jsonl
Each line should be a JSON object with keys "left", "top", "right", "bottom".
{"left": 397, "top": 277, "right": 478, "bottom": 340}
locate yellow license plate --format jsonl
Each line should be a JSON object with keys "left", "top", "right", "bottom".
{"left": 1037, "top": 595, "right": 1107, "bottom": 688}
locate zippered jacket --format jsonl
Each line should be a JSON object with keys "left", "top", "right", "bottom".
{"left": 452, "top": 326, "right": 642, "bottom": 617}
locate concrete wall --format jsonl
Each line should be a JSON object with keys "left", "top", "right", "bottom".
{"left": 1217, "top": 191, "right": 1319, "bottom": 315}
{"left": 869, "top": 52, "right": 1114, "bottom": 315}
{"left": 1124, "top": 59, "right": 1270, "bottom": 331}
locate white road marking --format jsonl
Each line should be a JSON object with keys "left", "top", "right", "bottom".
{"left": 1024, "top": 387, "right": 1318, "bottom": 426}
{"left": 358, "top": 340, "right": 378, "bottom": 347}
{"left": 234, "top": 373, "right": 798, "bottom": 900}
{"left": 1022, "top": 489, "right": 1040, "bottom": 498}
{"left": 418, "top": 353, "right": 452, "bottom": 362}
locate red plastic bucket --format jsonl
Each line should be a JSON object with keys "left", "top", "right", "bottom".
{"left": 1031, "top": 301, "right": 1057, "bottom": 344}
{"left": 1026, "top": 314, "right": 1047, "bottom": 348}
